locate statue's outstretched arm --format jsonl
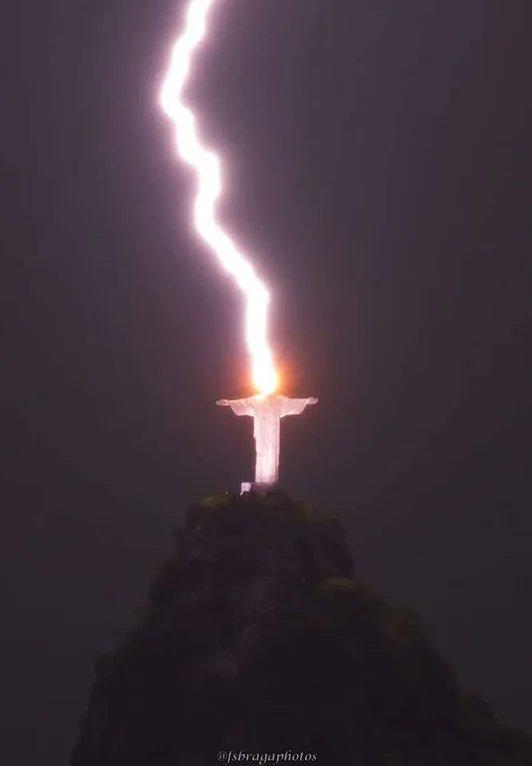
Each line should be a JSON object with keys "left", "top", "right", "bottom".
{"left": 216, "top": 397, "right": 255, "bottom": 417}
{"left": 281, "top": 396, "right": 318, "bottom": 417}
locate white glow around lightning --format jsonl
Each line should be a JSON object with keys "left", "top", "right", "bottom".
{"left": 160, "top": 0, "right": 278, "bottom": 395}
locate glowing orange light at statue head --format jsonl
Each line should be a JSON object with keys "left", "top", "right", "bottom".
{"left": 160, "top": 0, "right": 279, "bottom": 396}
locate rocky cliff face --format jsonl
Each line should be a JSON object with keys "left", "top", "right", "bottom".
{"left": 71, "top": 491, "right": 532, "bottom": 765}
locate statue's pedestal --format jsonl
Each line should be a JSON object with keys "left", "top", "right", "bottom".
{"left": 241, "top": 482, "right": 276, "bottom": 495}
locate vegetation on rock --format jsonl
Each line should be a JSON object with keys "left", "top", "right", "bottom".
{"left": 72, "top": 491, "right": 532, "bottom": 765}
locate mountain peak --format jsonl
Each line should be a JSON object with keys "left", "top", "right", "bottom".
{"left": 72, "top": 492, "right": 532, "bottom": 765}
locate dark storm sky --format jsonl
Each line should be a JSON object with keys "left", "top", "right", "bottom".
{"left": 1, "top": 1, "right": 531, "bottom": 763}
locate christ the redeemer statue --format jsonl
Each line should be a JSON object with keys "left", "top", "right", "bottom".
{"left": 217, "top": 394, "right": 318, "bottom": 489}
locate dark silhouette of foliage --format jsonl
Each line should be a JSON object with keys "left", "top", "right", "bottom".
{"left": 72, "top": 492, "right": 532, "bottom": 765}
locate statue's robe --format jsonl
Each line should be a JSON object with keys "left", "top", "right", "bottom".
{"left": 223, "top": 394, "right": 316, "bottom": 484}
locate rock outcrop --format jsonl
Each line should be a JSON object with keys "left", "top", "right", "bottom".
{"left": 72, "top": 491, "right": 532, "bottom": 765}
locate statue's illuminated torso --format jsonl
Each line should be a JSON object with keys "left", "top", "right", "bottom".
{"left": 217, "top": 394, "right": 318, "bottom": 485}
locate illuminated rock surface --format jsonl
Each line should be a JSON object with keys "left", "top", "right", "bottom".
{"left": 71, "top": 492, "right": 532, "bottom": 765}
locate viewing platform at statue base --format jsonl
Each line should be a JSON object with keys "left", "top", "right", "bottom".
{"left": 241, "top": 482, "right": 276, "bottom": 495}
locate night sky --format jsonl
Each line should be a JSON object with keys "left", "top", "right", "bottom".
{"left": 1, "top": 1, "right": 531, "bottom": 763}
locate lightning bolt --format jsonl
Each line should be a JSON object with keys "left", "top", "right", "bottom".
{"left": 160, "top": 0, "right": 279, "bottom": 395}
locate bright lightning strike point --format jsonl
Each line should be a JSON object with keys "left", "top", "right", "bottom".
{"left": 161, "top": 0, "right": 279, "bottom": 396}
